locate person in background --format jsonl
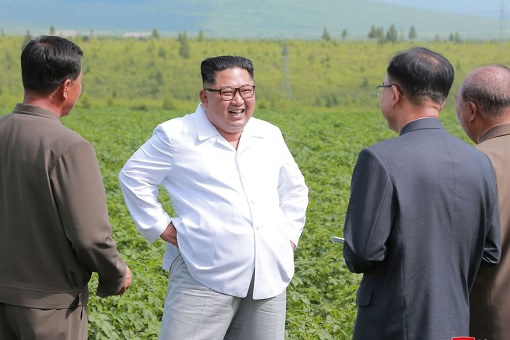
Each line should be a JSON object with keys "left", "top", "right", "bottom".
{"left": 0, "top": 35, "right": 131, "bottom": 340}
{"left": 456, "top": 64, "right": 510, "bottom": 340}
{"left": 342, "top": 47, "right": 500, "bottom": 339}
{"left": 119, "top": 55, "right": 308, "bottom": 340}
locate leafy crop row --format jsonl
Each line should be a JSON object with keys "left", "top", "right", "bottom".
{"left": 39, "top": 105, "right": 464, "bottom": 339}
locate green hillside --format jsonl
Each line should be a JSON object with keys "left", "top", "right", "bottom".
{"left": 1, "top": 35, "right": 510, "bottom": 115}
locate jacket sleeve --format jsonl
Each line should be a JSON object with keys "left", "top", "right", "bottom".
{"left": 481, "top": 163, "right": 501, "bottom": 266}
{"left": 343, "top": 148, "right": 394, "bottom": 273}
{"left": 52, "top": 140, "right": 126, "bottom": 298}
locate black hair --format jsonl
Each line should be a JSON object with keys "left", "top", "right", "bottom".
{"left": 201, "top": 56, "right": 254, "bottom": 86}
{"left": 21, "top": 35, "right": 83, "bottom": 94}
{"left": 387, "top": 47, "right": 454, "bottom": 104}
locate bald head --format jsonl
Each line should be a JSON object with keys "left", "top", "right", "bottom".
{"left": 456, "top": 65, "right": 510, "bottom": 143}
{"left": 459, "top": 65, "right": 510, "bottom": 121}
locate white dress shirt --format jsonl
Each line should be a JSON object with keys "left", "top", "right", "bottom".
{"left": 119, "top": 103, "right": 308, "bottom": 299}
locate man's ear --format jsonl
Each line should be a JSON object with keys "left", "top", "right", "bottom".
{"left": 199, "top": 89, "right": 208, "bottom": 107}
{"left": 60, "top": 79, "right": 72, "bottom": 100}
{"left": 467, "top": 101, "right": 479, "bottom": 123}
{"left": 390, "top": 85, "right": 402, "bottom": 107}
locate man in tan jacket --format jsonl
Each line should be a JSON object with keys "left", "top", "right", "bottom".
{"left": 0, "top": 35, "right": 131, "bottom": 339}
{"left": 456, "top": 64, "right": 510, "bottom": 340}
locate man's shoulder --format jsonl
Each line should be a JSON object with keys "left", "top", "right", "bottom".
{"left": 249, "top": 116, "right": 277, "bottom": 127}
{"left": 2, "top": 108, "right": 86, "bottom": 143}
{"left": 158, "top": 114, "right": 188, "bottom": 129}
{"left": 478, "top": 125, "right": 510, "bottom": 151}
{"left": 155, "top": 113, "right": 197, "bottom": 138}
{"left": 40, "top": 123, "right": 93, "bottom": 159}
{"left": 365, "top": 135, "right": 401, "bottom": 153}
{"left": 477, "top": 132, "right": 510, "bottom": 167}
{"left": 42, "top": 117, "right": 88, "bottom": 145}
{"left": 247, "top": 116, "right": 281, "bottom": 135}
{"left": 478, "top": 135, "right": 510, "bottom": 151}
{"left": 364, "top": 128, "right": 473, "bottom": 159}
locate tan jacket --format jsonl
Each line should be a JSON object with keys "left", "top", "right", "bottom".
{"left": 470, "top": 123, "right": 510, "bottom": 339}
{"left": 0, "top": 103, "right": 126, "bottom": 309}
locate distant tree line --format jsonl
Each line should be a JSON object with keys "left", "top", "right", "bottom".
{"left": 366, "top": 24, "right": 462, "bottom": 44}
{"left": 366, "top": 24, "right": 414, "bottom": 43}
{"left": 17, "top": 23, "right": 464, "bottom": 55}
{"left": 320, "top": 24, "right": 463, "bottom": 44}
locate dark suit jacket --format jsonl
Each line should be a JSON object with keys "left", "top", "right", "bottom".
{"left": 470, "top": 123, "right": 510, "bottom": 339}
{"left": 343, "top": 118, "right": 500, "bottom": 340}
{"left": 0, "top": 104, "right": 126, "bottom": 309}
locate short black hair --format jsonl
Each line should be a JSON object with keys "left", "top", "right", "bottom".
{"left": 21, "top": 35, "right": 83, "bottom": 94}
{"left": 387, "top": 47, "right": 454, "bottom": 105}
{"left": 201, "top": 56, "right": 254, "bottom": 86}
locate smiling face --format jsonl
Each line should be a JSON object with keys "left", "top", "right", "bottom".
{"left": 200, "top": 67, "right": 255, "bottom": 141}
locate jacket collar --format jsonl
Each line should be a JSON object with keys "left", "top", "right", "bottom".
{"left": 479, "top": 123, "right": 510, "bottom": 143}
{"left": 400, "top": 117, "right": 443, "bottom": 136}
{"left": 12, "top": 103, "right": 61, "bottom": 123}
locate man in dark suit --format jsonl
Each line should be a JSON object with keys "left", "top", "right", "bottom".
{"left": 0, "top": 36, "right": 131, "bottom": 339}
{"left": 456, "top": 64, "right": 510, "bottom": 340}
{"left": 342, "top": 47, "right": 501, "bottom": 339}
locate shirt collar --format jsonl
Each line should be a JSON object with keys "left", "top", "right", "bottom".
{"left": 194, "top": 103, "right": 220, "bottom": 142}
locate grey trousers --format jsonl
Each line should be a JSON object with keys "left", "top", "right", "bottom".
{"left": 159, "top": 255, "right": 287, "bottom": 340}
{"left": 0, "top": 302, "right": 87, "bottom": 340}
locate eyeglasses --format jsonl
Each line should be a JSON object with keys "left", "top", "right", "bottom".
{"left": 376, "top": 83, "right": 404, "bottom": 96}
{"left": 204, "top": 85, "right": 256, "bottom": 101}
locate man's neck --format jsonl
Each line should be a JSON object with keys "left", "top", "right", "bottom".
{"left": 23, "top": 93, "right": 62, "bottom": 118}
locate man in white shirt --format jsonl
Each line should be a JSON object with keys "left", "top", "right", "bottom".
{"left": 119, "top": 55, "right": 308, "bottom": 340}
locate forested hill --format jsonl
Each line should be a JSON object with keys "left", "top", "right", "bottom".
{"left": 0, "top": 0, "right": 507, "bottom": 41}
{"left": 1, "top": 36, "right": 510, "bottom": 114}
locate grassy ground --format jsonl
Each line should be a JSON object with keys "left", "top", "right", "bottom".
{"left": 41, "top": 104, "right": 463, "bottom": 339}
